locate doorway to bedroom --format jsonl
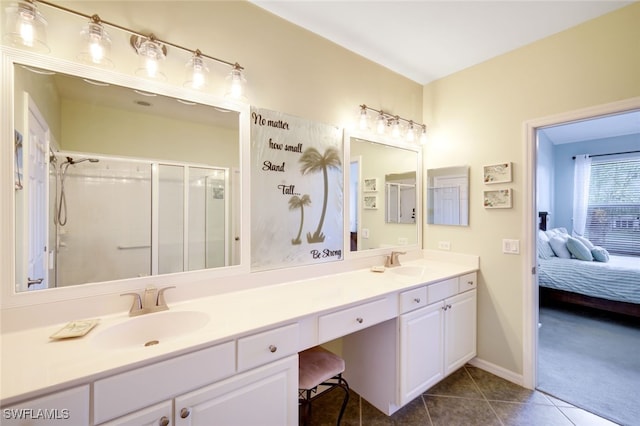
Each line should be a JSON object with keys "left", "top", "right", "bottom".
{"left": 532, "top": 106, "right": 640, "bottom": 426}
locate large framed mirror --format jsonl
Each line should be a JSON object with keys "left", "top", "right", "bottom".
{"left": 2, "top": 50, "right": 249, "bottom": 301}
{"left": 345, "top": 130, "right": 421, "bottom": 254}
{"left": 426, "top": 166, "right": 470, "bottom": 226}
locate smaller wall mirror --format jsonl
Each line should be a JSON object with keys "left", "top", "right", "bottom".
{"left": 347, "top": 132, "right": 421, "bottom": 252}
{"left": 427, "top": 166, "right": 469, "bottom": 226}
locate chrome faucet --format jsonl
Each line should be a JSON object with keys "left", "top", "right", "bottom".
{"left": 121, "top": 286, "right": 175, "bottom": 317}
{"left": 385, "top": 251, "right": 406, "bottom": 268}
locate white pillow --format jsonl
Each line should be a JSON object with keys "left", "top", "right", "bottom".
{"left": 538, "top": 230, "right": 550, "bottom": 242}
{"left": 549, "top": 234, "right": 571, "bottom": 259}
{"left": 545, "top": 227, "right": 568, "bottom": 240}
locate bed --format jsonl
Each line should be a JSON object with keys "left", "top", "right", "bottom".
{"left": 537, "top": 223, "right": 640, "bottom": 318}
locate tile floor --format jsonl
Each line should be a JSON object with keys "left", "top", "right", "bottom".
{"left": 302, "top": 365, "right": 619, "bottom": 426}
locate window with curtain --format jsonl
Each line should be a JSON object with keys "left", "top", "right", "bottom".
{"left": 585, "top": 157, "right": 640, "bottom": 256}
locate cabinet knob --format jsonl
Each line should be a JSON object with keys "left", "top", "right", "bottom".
{"left": 414, "top": 297, "right": 421, "bottom": 303}
{"left": 159, "top": 416, "right": 170, "bottom": 426}
{"left": 180, "top": 408, "right": 191, "bottom": 419}
{"left": 356, "top": 317, "right": 364, "bottom": 324}
{"left": 269, "top": 345, "right": 278, "bottom": 353}
{"left": 467, "top": 281, "right": 474, "bottom": 286}
{"left": 447, "top": 304, "right": 452, "bottom": 309}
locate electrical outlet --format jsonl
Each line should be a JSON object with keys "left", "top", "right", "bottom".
{"left": 438, "top": 241, "right": 451, "bottom": 250}
{"left": 362, "top": 228, "right": 370, "bottom": 239}
{"left": 398, "top": 237, "right": 408, "bottom": 245}
{"left": 502, "top": 239, "right": 520, "bottom": 254}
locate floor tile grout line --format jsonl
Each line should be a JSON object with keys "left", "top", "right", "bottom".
{"left": 420, "top": 394, "right": 434, "bottom": 426}
{"left": 554, "top": 404, "right": 579, "bottom": 426}
{"left": 463, "top": 366, "right": 506, "bottom": 426}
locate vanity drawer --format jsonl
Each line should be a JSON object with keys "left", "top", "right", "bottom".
{"left": 399, "top": 286, "right": 428, "bottom": 314}
{"left": 237, "top": 323, "right": 299, "bottom": 372}
{"left": 458, "top": 272, "right": 477, "bottom": 293}
{"left": 318, "top": 296, "right": 396, "bottom": 343}
{"left": 94, "top": 341, "right": 235, "bottom": 424}
{"left": 427, "top": 278, "right": 458, "bottom": 303}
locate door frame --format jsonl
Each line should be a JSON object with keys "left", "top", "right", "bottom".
{"left": 522, "top": 96, "right": 640, "bottom": 389}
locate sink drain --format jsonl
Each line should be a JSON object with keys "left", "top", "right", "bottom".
{"left": 144, "top": 340, "right": 160, "bottom": 347}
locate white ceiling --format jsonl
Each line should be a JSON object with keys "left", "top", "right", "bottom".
{"left": 251, "top": 0, "right": 639, "bottom": 144}
{"left": 250, "top": 0, "right": 632, "bottom": 85}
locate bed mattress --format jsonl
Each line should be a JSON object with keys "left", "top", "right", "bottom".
{"left": 538, "top": 255, "right": 640, "bottom": 304}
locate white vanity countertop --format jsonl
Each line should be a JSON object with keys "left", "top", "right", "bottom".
{"left": 0, "top": 256, "right": 478, "bottom": 405}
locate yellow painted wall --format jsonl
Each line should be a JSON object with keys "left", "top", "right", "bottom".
{"left": 422, "top": 3, "right": 640, "bottom": 374}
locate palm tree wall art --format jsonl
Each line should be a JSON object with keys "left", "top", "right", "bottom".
{"left": 299, "top": 147, "right": 342, "bottom": 243}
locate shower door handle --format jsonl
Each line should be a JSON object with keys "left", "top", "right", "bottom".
{"left": 27, "top": 277, "right": 44, "bottom": 286}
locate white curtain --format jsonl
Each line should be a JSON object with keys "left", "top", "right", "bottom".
{"left": 572, "top": 154, "right": 592, "bottom": 236}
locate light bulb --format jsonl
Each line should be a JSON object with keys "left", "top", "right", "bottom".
{"left": 184, "top": 51, "right": 209, "bottom": 89}
{"left": 358, "top": 106, "right": 369, "bottom": 130}
{"left": 225, "top": 64, "right": 247, "bottom": 100}
{"left": 391, "top": 117, "right": 401, "bottom": 138}
{"left": 406, "top": 121, "right": 416, "bottom": 143}
{"left": 133, "top": 36, "right": 166, "bottom": 81}
{"left": 79, "top": 17, "right": 112, "bottom": 68}
{"left": 3, "top": 0, "right": 49, "bottom": 53}
{"left": 376, "top": 112, "right": 386, "bottom": 134}
{"left": 419, "top": 125, "right": 428, "bottom": 144}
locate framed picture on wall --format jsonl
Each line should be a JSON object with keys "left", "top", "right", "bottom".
{"left": 484, "top": 189, "right": 512, "bottom": 209}
{"left": 363, "top": 177, "right": 378, "bottom": 192}
{"left": 483, "top": 162, "right": 512, "bottom": 184}
{"left": 364, "top": 195, "right": 378, "bottom": 209}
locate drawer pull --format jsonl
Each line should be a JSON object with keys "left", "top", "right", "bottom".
{"left": 180, "top": 408, "right": 191, "bottom": 419}
{"left": 269, "top": 345, "right": 278, "bottom": 353}
{"left": 159, "top": 416, "right": 170, "bottom": 426}
{"left": 468, "top": 281, "right": 474, "bottom": 286}
{"left": 356, "top": 317, "right": 364, "bottom": 324}
{"left": 414, "top": 297, "right": 421, "bottom": 303}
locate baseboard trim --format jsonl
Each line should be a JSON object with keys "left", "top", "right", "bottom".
{"left": 468, "top": 357, "right": 526, "bottom": 388}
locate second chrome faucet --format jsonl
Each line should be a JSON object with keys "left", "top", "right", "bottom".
{"left": 121, "top": 286, "right": 175, "bottom": 316}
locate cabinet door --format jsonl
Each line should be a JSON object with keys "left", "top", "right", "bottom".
{"left": 175, "top": 355, "right": 297, "bottom": 426}
{"left": 400, "top": 302, "right": 444, "bottom": 405}
{"left": 444, "top": 289, "right": 477, "bottom": 375}
{"left": 98, "top": 400, "right": 171, "bottom": 426}
{"left": 1, "top": 385, "right": 89, "bottom": 426}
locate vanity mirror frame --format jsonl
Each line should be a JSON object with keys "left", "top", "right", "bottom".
{"left": 0, "top": 47, "right": 251, "bottom": 308}
{"left": 343, "top": 129, "right": 423, "bottom": 259}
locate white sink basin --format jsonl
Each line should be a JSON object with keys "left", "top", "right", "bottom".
{"left": 92, "top": 310, "right": 210, "bottom": 350}
{"left": 390, "top": 265, "right": 426, "bottom": 277}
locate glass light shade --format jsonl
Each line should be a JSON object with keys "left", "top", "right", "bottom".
{"left": 419, "top": 126, "right": 428, "bottom": 144}
{"left": 135, "top": 38, "right": 166, "bottom": 81}
{"left": 358, "top": 107, "right": 369, "bottom": 130}
{"left": 225, "top": 65, "right": 247, "bottom": 100}
{"left": 78, "top": 20, "right": 112, "bottom": 68}
{"left": 184, "top": 52, "right": 209, "bottom": 89}
{"left": 391, "top": 118, "right": 402, "bottom": 138}
{"left": 406, "top": 122, "right": 417, "bottom": 143}
{"left": 3, "top": 0, "right": 49, "bottom": 53}
{"left": 375, "top": 112, "right": 386, "bottom": 135}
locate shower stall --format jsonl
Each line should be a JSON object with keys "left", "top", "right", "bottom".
{"left": 49, "top": 152, "right": 230, "bottom": 288}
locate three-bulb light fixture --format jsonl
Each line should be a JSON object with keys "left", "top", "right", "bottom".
{"left": 358, "top": 104, "right": 427, "bottom": 144}
{"left": 3, "top": 0, "right": 247, "bottom": 100}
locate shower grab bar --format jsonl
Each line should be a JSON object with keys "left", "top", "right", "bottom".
{"left": 117, "top": 245, "right": 151, "bottom": 250}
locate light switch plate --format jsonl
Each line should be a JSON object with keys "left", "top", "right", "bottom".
{"left": 502, "top": 239, "right": 520, "bottom": 254}
{"left": 362, "top": 228, "right": 370, "bottom": 239}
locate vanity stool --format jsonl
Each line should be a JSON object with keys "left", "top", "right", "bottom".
{"left": 298, "top": 346, "right": 350, "bottom": 426}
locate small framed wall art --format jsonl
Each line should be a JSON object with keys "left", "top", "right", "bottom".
{"left": 484, "top": 189, "right": 512, "bottom": 209}
{"left": 483, "top": 162, "right": 512, "bottom": 184}
{"left": 363, "top": 177, "right": 378, "bottom": 192}
{"left": 364, "top": 195, "right": 378, "bottom": 209}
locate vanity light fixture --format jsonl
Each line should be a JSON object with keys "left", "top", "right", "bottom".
{"left": 3, "top": 0, "right": 49, "bottom": 53}
{"left": 131, "top": 34, "right": 167, "bottom": 81}
{"left": 359, "top": 104, "right": 428, "bottom": 145}
{"left": 78, "top": 15, "right": 112, "bottom": 68}
{"left": 4, "top": 0, "right": 248, "bottom": 99}
{"left": 184, "top": 50, "right": 209, "bottom": 89}
{"left": 225, "top": 63, "right": 247, "bottom": 101}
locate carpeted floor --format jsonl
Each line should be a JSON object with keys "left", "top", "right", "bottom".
{"left": 538, "top": 303, "right": 640, "bottom": 426}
